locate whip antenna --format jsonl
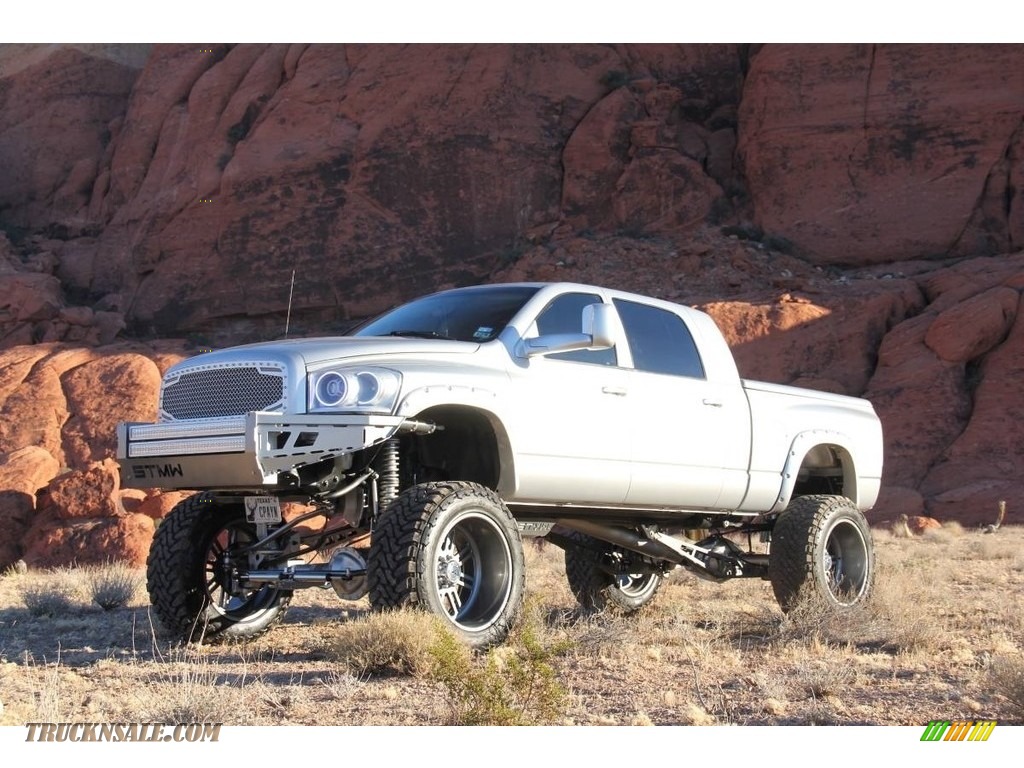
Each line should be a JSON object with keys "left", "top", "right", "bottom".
{"left": 284, "top": 269, "right": 296, "bottom": 338}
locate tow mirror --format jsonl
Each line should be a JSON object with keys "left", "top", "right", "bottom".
{"left": 522, "top": 302, "right": 615, "bottom": 357}
{"left": 583, "top": 303, "right": 614, "bottom": 349}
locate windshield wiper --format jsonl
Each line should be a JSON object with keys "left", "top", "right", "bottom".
{"left": 385, "top": 330, "right": 456, "bottom": 341}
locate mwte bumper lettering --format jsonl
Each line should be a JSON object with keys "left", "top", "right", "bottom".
{"left": 117, "top": 412, "right": 404, "bottom": 489}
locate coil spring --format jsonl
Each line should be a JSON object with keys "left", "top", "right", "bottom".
{"left": 375, "top": 438, "right": 400, "bottom": 510}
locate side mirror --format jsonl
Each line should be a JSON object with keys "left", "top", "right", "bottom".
{"left": 583, "top": 303, "right": 614, "bottom": 349}
{"left": 522, "top": 303, "right": 616, "bottom": 357}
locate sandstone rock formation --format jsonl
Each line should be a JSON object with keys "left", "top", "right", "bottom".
{"left": 1, "top": 43, "right": 1023, "bottom": 567}
{"left": 0, "top": 339, "right": 187, "bottom": 568}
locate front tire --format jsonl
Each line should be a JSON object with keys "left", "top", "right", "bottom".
{"left": 564, "top": 531, "right": 663, "bottom": 612}
{"left": 368, "top": 481, "right": 525, "bottom": 649}
{"left": 768, "top": 494, "right": 874, "bottom": 612}
{"left": 146, "top": 493, "right": 290, "bottom": 643}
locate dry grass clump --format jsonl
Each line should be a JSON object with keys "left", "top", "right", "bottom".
{"left": 318, "top": 669, "right": 365, "bottom": 701}
{"left": 770, "top": 594, "right": 874, "bottom": 647}
{"left": 134, "top": 649, "right": 249, "bottom": 724}
{"left": 988, "top": 656, "right": 1024, "bottom": 719}
{"left": 765, "top": 563, "right": 947, "bottom": 654}
{"left": 793, "top": 657, "right": 857, "bottom": 698}
{"left": 967, "top": 536, "right": 1017, "bottom": 561}
{"left": 865, "top": 565, "right": 949, "bottom": 653}
{"left": 85, "top": 561, "right": 144, "bottom": 611}
{"left": 17, "top": 569, "right": 82, "bottom": 617}
{"left": 328, "top": 609, "right": 443, "bottom": 677}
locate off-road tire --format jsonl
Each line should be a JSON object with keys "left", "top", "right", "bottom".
{"left": 147, "top": 493, "right": 291, "bottom": 643}
{"left": 368, "top": 481, "right": 525, "bottom": 649}
{"left": 768, "top": 494, "right": 874, "bottom": 612}
{"left": 563, "top": 530, "right": 662, "bottom": 613}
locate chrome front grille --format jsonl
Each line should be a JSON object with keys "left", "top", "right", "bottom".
{"left": 160, "top": 363, "right": 286, "bottom": 421}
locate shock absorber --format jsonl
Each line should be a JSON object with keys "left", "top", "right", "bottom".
{"left": 374, "top": 438, "right": 401, "bottom": 511}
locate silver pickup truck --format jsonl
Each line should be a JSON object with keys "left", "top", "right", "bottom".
{"left": 118, "top": 282, "right": 883, "bottom": 647}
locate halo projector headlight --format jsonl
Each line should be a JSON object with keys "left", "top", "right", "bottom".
{"left": 308, "top": 367, "right": 401, "bottom": 413}
{"left": 314, "top": 371, "right": 351, "bottom": 407}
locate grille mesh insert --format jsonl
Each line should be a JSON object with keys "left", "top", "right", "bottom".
{"left": 161, "top": 365, "right": 285, "bottom": 420}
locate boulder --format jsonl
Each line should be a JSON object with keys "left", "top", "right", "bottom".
{"left": 21, "top": 510, "right": 155, "bottom": 568}
{"left": 135, "top": 490, "right": 194, "bottom": 520}
{"left": 0, "top": 447, "right": 60, "bottom": 568}
{"left": 924, "top": 286, "right": 1018, "bottom": 362}
{"left": 46, "top": 459, "right": 123, "bottom": 520}
{"left": 60, "top": 353, "right": 162, "bottom": 468}
{"left": 906, "top": 516, "right": 942, "bottom": 535}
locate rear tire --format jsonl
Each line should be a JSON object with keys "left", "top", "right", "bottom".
{"left": 563, "top": 531, "right": 662, "bottom": 613}
{"left": 368, "top": 481, "right": 525, "bottom": 649}
{"left": 146, "top": 493, "right": 290, "bottom": 643}
{"left": 768, "top": 494, "right": 874, "bottom": 612}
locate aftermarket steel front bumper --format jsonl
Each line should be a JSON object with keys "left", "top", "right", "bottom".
{"left": 116, "top": 412, "right": 404, "bottom": 490}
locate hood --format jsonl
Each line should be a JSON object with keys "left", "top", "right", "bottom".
{"left": 170, "top": 336, "right": 481, "bottom": 374}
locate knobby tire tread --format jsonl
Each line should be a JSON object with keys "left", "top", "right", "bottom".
{"left": 146, "top": 493, "right": 290, "bottom": 643}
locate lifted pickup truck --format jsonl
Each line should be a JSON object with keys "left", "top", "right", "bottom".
{"left": 118, "top": 282, "right": 883, "bottom": 647}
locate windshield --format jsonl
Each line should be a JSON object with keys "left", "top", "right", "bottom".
{"left": 352, "top": 285, "right": 540, "bottom": 342}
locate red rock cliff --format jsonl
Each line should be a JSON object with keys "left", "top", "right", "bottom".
{"left": 0, "top": 43, "right": 1021, "bottom": 567}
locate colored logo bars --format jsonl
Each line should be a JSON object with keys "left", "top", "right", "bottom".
{"left": 921, "top": 720, "right": 997, "bottom": 742}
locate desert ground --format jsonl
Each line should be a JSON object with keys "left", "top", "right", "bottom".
{"left": 0, "top": 523, "right": 1021, "bottom": 727}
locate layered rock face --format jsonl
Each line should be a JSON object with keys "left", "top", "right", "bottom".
{"left": 0, "top": 43, "right": 1021, "bottom": 568}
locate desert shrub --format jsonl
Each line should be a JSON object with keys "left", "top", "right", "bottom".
{"left": 793, "top": 658, "right": 856, "bottom": 698}
{"left": 967, "top": 537, "right": 1016, "bottom": 561}
{"left": 989, "top": 656, "right": 1024, "bottom": 719}
{"left": 18, "top": 572, "right": 80, "bottom": 617}
{"left": 769, "top": 566, "right": 947, "bottom": 654}
{"left": 328, "top": 610, "right": 441, "bottom": 677}
{"left": 86, "top": 561, "right": 143, "bottom": 611}
{"left": 135, "top": 648, "right": 246, "bottom": 724}
{"left": 429, "top": 602, "right": 570, "bottom": 726}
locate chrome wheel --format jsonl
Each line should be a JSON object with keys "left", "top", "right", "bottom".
{"left": 769, "top": 494, "right": 875, "bottom": 612}
{"left": 823, "top": 518, "right": 870, "bottom": 604}
{"left": 615, "top": 571, "right": 661, "bottom": 601}
{"left": 204, "top": 520, "right": 280, "bottom": 620}
{"left": 368, "top": 481, "right": 526, "bottom": 649}
{"left": 433, "top": 511, "right": 514, "bottom": 631}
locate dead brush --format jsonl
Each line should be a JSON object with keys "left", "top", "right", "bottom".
{"left": 865, "top": 566, "right": 948, "bottom": 653}
{"left": 768, "top": 593, "right": 877, "bottom": 648}
{"left": 85, "top": 561, "right": 143, "bottom": 611}
{"left": 327, "top": 609, "right": 443, "bottom": 677}
{"left": 133, "top": 647, "right": 249, "bottom": 724}
{"left": 17, "top": 569, "right": 82, "bottom": 617}
{"left": 792, "top": 656, "right": 857, "bottom": 698}
{"left": 988, "top": 656, "right": 1024, "bottom": 719}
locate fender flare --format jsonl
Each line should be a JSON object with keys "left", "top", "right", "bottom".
{"left": 396, "top": 384, "right": 518, "bottom": 495}
{"left": 769, "top": 429, "right": 860, "bottom": 513}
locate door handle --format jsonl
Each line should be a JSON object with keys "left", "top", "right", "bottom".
{"left": 702, "top": 398, "right": 723, "bottom": 407}
{"left": 602, "top": 386, "right": 628, "bottom": 396}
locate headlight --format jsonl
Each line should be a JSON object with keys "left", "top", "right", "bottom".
{"left": 307, "top": 367, "right": 401, "bottom": 413}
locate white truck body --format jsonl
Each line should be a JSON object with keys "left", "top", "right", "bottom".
{"left": 119, "top": 282, "right": 883, "bottom": 647}
{"left": 118, "top": 282, "right": 882, "bottom": 517}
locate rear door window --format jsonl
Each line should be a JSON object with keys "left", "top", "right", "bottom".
{"left": 613, "top": 299, "right": 705, "bottom": 378}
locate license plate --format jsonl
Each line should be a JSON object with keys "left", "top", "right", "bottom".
{"left": 244, "top": 495, "right": 282, "bottom": 524}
